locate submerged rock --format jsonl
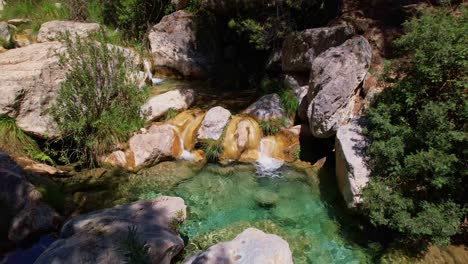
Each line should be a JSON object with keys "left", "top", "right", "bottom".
{"left": 149, "top": 10, "right": 206, "bottom": 77}
{"left": 282, "top": 25, "right": 354, "bottom": 72}
{"left": 141, "top": 88, "right": 195, "bottom": 121}
{"left": 307, "top": 36, "right": 372, "bottom": 138}
{"left": 35, "top": 196, "right": 187, "bottom": 264}
{"left": 0, "top": 42, "right": 65, "bottom": 138}
{"left": 37, "top": 20, "right": 100, "bottom": 42}
{"left": 183, "top": 228, "right": 293, "bottom": 264}
{"left": 335, "top": 119, "right": 370, "bottom": 208}
{"left": 0, "top": 152, "right": 61, "bottom": 244}
{"left": 197, "top": 106, "right": 231, "bottom": 141}
{"left": 129, "top": 124, "right": 182, "bottom": 167}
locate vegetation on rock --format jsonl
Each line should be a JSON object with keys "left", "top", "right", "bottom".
{"left": 362, "top": 7, "right": 467, "bottom": 248}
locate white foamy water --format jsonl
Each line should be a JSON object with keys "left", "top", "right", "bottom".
{"left": 143, "top": 59, "right": 164, "bottom": 85}
{"left": 256, "top": 138, "right": 284, "bottom": 178}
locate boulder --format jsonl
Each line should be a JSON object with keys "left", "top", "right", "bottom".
{"left": 7, "top": 18, "right": 31, "bottom": 26}
{"left": 183, "top": 228, "right": 293, "bottom": 264}
{"left": 142, "top": 88, "right": 195, "bottom": 121}
{"left": 0, "top": 21, "right": 10, "bottom": 43}
{"left": 243, "top": 94, "right": 289, "bottom": 123}
{"left": 282, "top": 25, "right": 354, "bottom": 72}
{"left": 0, "top": 152, "right": 61, "bottom": 243}
{"left": 12, "top": 29, "right": 33, "bottom": 47}
{"left": 35, "top": 196, "right": 187, "bottom": 264}
{"left": 335, "top": 119, "right": 370, "bottom": 208}
{"left": 0, "top": 42, "right": 66, "bottom": 138}
{"left": 128, "top": 124, "right": 182, "bottom": 167}
{"left": 197, "top": 106, "right": 231, "bottom": 140}
{"left": 149, "top": 11, "right": 206, "bottom": 77}
{"left": 37, "top": 20, "right": 101, "bottom": 43}
{"left": 0, "top": 0, "right": 5, "bottom": 11}
{"left": 307, "top": 36, "right": 372, "bottom": 138}
{"left": 171, "top": 0, "right": 189, "bottom": 10}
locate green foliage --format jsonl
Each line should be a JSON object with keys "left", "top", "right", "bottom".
{"left": 163, "top": 108, "right": 180, "bottom": 121}
{"left": 119, "top": 226, "right": 151, "bottom": 264}
{"left": 293, "top": 146, "right": 301, "bottom": 160}
{"left": 51, "top": 33, "right": 147, "bottom": 167}
{"left": 362, "top": 7, "right": 467, "bottom": 248}
{"left": 199, "top": 138, "right": 223, "bottom": 162}
{"left": 280, "top": 90, "right": 299, "bottom": 118}
{"left": 0, "top": 0, "right": 70, "bottom": 33}
{"left": 260, "top": 118, "right": 288, "bottom": 136}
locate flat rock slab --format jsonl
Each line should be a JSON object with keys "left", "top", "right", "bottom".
{"left": 37, "top": 20, "right": 100, "bottom": 42}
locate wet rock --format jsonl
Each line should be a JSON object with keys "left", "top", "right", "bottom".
{"left": 129, "top": 124, "right": 182, "bottom": 167}
{"left": 183, "top": 228, "right": 293, "bottom": 264}
{"left": 37, "top": 20, "right": 100, "bottom": 43}
{"left": 141, "top": 88, "right": 195, "bottom": 121}
{"left": 12, "top": 29, "right": 33, "bottom": 47}
{"left": 0, "top": 152, "right": 61, "bottom": 243}
{"left": 255, "top": 189, "right": 279, "bottom": 207}
{"left": 220, "top": 116, "right": 262, "bottom": 162}
{"left": 335, "top": 119, "right": 370, "bottom": 208}
{"left": 0, "top": 21, "right": 10, "bottom": 43}
{"left": 149, "top": 11, "right": 206, "bottom": 77}
{"left": 282, "top": 25, "right": 354, "bottom": 72}
{"left": 7, "top": 18, "right": 31, "bottom": 26}
{"left": 35, "top": 196, "right": 187, "bottom": 264}
{"left": 307, "top": 36, "right": 372, "bottom": 138}
{"left": 197, "top": 106, "right": 231, "bottom": 140}
{"left": 243, "top": 94, "right": 289, "bottom": 123}
{"left": 0, "top": 42, "right": 66, "bottom": 138}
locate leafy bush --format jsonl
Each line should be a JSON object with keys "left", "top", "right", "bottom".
{"left": 51, "top": 33, "right": 147, "bottom": 166}
{"left": 362, "top": 7, "right": 467, "bottom": 248}
{"left": 163, "top": 108, "right": 180, "bottom": 121}
{"left": 280, "top": 90, "right": 299, "bottom": 118}
{"left": 259, "top": 118, "right": 288, "bottom": 136}
{"left": 199, "top": 138, "right": 223, "bottom": 162}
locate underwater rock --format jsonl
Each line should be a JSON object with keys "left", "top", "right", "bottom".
{"left": 0, "top": 42, "right": 65, "bottom": 138}
{"left": 282, "top": 25, "right": 354, "bottom": 72}
{"left": 243, "top": 94, "right": 289, "bottom": 124}
{"left": 141, "top": 88, "right": 195, "bottom": 121}
{"left": 129, "top": 124, "right": 182, "bottom": 167}
{"left": 197, "top": 106, "right": 231, "bottom": 141}
{"left": 35, "top": 196, "right": 186, "bottom": 264}
{"left": 37, "top": 20, "right": 100, "bottom": 43}
{"left": 183, "top": 228, "right": 293, "bottom": 264}
{"left": 254, "top": 189, "right": 279, "bottom": 207}
{"left": 307, "top": 36, "right": 372, "bottom": 138}
{"left": 335, "top": 119, "right": 370, "bottom": 208}
{"left": 0, "top": 152, "right": 61, "bottom": 244}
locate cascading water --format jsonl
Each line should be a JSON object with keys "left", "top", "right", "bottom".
{"left": 256, "top": 138, "right": 284, "bottom": 177}
{"left": 143, "top": 59, "right": 164, "bottom": 85}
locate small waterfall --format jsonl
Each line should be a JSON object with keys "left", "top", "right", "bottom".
{"left": 256, "top": 138, "right": 284, "bottom": 178}
{"left": 168, "top": 110, "right": 205, "bottom": 161}
{"left": 143, "top": 59, "right": 164, "bottom": 85}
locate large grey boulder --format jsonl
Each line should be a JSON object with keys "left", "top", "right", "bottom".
{"left": 37, "top": 20, "right": 101, "bottom": 42}
{"left": 149, "top": 10, "right": 206, "bottom": 77}
{"left": 141, "top": 88, "right": 195, "bottom": 121}
{"left": 197, "top": 106, "right": 231, "bottom": 140}
{"left": 0, "top": 152, "right": 61, "bottom": 243}
{"left": 35, "top": 196, "right": 186, "bottom": 264}
{"left": 0, "top": 42, "right": 66, "bottom": 138}
{"left": 307, "top": 36, "right": 372, "bottom": 138}
{"left": 243, "top": 94, "right": 289, "bottom": 123}
{"left": 183, "top": 228, "right": 293, "bottom": 264}
{"left": 335, "top": 119, "right": 370, "bottom": 208}
{"left": 129, "top": 124, "right": 182, "bottom": 167}
{"left": 282, "top": 25, "right": 354, "bottom": 72}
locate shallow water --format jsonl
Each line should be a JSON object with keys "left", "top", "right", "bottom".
{"left": 167, "top": 164, "right": 371, "bottom": 263}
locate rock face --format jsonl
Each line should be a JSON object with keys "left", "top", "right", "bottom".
{"left": 307, "top": 36, "right": 372, "bottom": 138}
{"left": 171, "top": 0, "right": 189, "bottom": 10}
{"left": 0, "top": 152, "right": 60, "bottom": 243}
{"left": 149, "top": 11, "right": 206, "bottom": 77}
{"left": 243, "top": 94, "right": 288, "bottom": 123}
{"left": 335, "top": 119, "right": 370, "bottom": 208}
{"left": 0, "top": 42, "right": 65, "bottom": 138}
{"left": 129, "top": 124, "right": 182, "bottom": 167}
{"left": 35, "top": 196, "right": 187, "bottom": 264}
{"left": 142, "top": 89, "right": 195, "bottom": 121}
{"left": 282, "top": 25, "right": 354, "bottom": 72}
{"left": 37, "top": 20, "right": 101, "bottom": 42}
{"left": 0, "top": 21, "right": 10, "bottom": 43}
{"left": 197, "top": 106, "right": 231, "bottom": 140}
{"left": 183, "top": 228, "right": 293, "bottom": 264}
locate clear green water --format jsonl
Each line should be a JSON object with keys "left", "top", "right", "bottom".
{"left": 164, "top": 164, "right": 371, "bottom": 264}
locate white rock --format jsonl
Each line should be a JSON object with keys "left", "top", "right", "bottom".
{"left": 141, "top": 88, "right": 195, "bottom": 121}
{"left": 335, "top": 119, "right": 370, "bottom": 208}
{"left": 197, "top": 106, "right": 231, "bottom": 140}
{"left": 0, "top": 21, "right": 10, "bottom": 43}
{"left": 37, "top": 20, "right": 100, "bottom": 42}
{"left": 243, "top": 94, "right": 289, "bottom": 123}
{"left": 183, "top": 228, "right": 293, "bottom": 264}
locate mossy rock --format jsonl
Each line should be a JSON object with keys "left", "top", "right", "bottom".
{"left": 26, "top": 171, "right": 66, "bottom": 213}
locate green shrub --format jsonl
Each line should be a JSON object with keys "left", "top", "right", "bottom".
{"left": 259, "top": 118, "right": 288, "bottom": 136}
{"left": 362, "top": 7, "right": 467, "bottom": 248}
{"left": 199, "top": 138, "right": 223, "bottom": 162}
{"left": 0, "top": 115, "right": 41, "bottom": 157}
{"left": 163, "top": 108, "right": 180, "bottom": 121}
{"left": 280, "top": 90, "right": 299, "bottom": 118}
{"left": 51, "top": 33, "right": 147, "bottom": 167}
